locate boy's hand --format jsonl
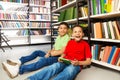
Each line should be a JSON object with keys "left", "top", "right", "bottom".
{"left": 45, "top": 53, "right": 50, "bottom": 58}
{"left": 58, "top": 57, "right": 63, "bottom": 62}
{"left": 45, "top": 50, "right": 51, "bottom": 58}
{"left": 71, "top": 59, "right": 79, "bottom": 66}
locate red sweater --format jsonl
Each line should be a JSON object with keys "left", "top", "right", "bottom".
{"left": 64, "top": 40, "right": 92, "bottom": 61}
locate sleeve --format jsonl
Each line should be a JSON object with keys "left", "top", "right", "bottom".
{"left": 85, "top": 42, "right": 92, "bottom": 58}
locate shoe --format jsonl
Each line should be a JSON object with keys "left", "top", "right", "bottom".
{"left": 2, "top": 62, "right": 19, "bottom": 78}
{"left": 24, "top": 78, "right": 30, "bottom": 80}
{"left": 7, "top": 59, "right": 21, "bottom": 66}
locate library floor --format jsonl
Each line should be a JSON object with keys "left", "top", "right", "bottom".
{"left": 0, "top": 44, "right": 120, "bottom": 80}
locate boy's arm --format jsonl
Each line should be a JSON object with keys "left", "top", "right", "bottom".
{"left": 71, "top": 58, "right": 91, "bottom": 66}
{"left": 50, "top": 46, "right": 66, "bottom": 56}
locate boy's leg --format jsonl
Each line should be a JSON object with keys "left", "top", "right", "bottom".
{"left": 19, "top": 56, "right": 58, "bottom": 74}
{"left": 54, "top": 65, "right": 80, "bottom": 80}
{"left": 20, "top": 50, "right": 46, "bottom": 64}
{"left": 7, "top": 50, "right": 46, "bottom": 65}
{"left": 27, "top": 62, "right": 66, "bottom": 80}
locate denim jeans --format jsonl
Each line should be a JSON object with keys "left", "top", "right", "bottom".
{"left": 19, "top": 50, "right": 59, "bottom": 74}
{"left": 28, "top": 62, "right": 81, "bottom": 80}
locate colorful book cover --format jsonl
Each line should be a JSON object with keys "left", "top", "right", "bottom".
{"left": 59, "top": 57, "right": 71, "bottom": 64}
{"left": 102, "top": 46, "right": 112, "bottom": 62}
{"left": 107, "top": 46, "right": 116, "bottom": 63}
{"left": 111, "top": 48, "right": 120, "bottom": 65}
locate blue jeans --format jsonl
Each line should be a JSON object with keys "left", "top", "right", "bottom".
{"left": 28, "top": 62, "right": 81, "bottom": 80}
{"left": 19, "top": 50, "right": 59, "bottom": 74}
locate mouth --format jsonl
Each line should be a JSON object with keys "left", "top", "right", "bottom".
{"left": 75, "top": 36, "right": 80, "bottom": 38}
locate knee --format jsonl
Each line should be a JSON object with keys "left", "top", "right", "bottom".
{"left": 66, "top": 65, "right": 80, "bottom": 75}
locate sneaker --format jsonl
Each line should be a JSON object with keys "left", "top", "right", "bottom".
{"left": 2, "top": 62, "right": 19, "bottom": 78}
{"left": 7, "top": 59, "right": 21, "bottom": 66}
{"left": 24, "top": 78, "right": 30, "bottom": 80}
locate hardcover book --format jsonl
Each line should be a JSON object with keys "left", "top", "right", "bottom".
{"left": 59, "top": 57, "right": 71, "bottom": 64}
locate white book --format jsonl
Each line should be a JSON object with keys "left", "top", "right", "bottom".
{"left": 102, "top": 22, "right": 109, "bottom": 39}
{"left": 108, "top": 21, "right": 115, "bottom": 39}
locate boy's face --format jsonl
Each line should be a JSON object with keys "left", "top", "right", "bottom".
{"left": 72, "top": 27, "right": 84, "bottom": 42}
{"left": 58, "top": 24, "right": 68, "bottom": 36}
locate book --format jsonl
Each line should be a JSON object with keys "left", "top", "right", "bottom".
{"left": 102, "top": 46, "right": 112, "bottom": 62}
{"left": 59, "top": 57, "right": 71, "bottom": 64}
{"left": 108, "top": 21, "right": 115, "bottom": 39}
{"left": 116, "top": 58, "right": 120, "bottom": 66}
{"left": 107, "top": 46, "right": 116, "bottom": 63}
{"left": 112, "top": 21, "right": 120, "bottom": 39}
{"left": 94, "top": 22, "right": 102, "bottom": 38}
{"left": 111, "top": 48, "right": 120, "bottom": 65}
{"left": 58, "top": 10, "right": 66, "bottom": 22}
{"left": 64, "top": 7, "right": 74, "bottom": 20}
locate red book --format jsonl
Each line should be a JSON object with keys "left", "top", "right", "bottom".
{"left": 111, "top": 48, "right": 120, "bottom": 65}
{"left": 102, "top": 46, "right": 112, "bottom": 62}
{"left": 61, "top": 0, "right": 67, "bottom": 6}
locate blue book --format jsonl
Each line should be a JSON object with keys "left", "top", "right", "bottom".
{"left": 107, "top": 46, "right": 116, "bottom": 63}
{"left": 95, "top": 45, "right": 99, "bottom": 60}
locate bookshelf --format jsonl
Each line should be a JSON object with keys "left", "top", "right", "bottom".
{"left": 89, "top": 0, "right": 120, "bottom": 71}
{"left": 0, "top": 0, "right": 51, "bottom": 46}
{"left": 50, "top": 0, "right": 120, "bottom": 71}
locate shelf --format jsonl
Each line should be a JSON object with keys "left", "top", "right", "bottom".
{"left": 91, "top": 38, "right": 120, "bottom": 43}
{"left": 51, "top": 17, "right": 88, "bottom": 26}
{"left": 0, "top": 19, "right": 28, "bottom": 22}
{"left": 0, "top": 27, "right": 50, "bottom": 30}
{"left": 30, "top": 12, "right": 50, "bottom": 15}
{"left": 91, "top": 11, "right": 120, "bottom": 19}
{"left": 29, "top": 20, "right": 51, "bottom": 22}
{"left": 92, "top": 59, "right": 120, "bottom": 71}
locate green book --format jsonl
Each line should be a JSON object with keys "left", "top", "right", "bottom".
{"left": 73, "top": 7, "right": 77, "bottom": 19}
{"left": 59, "top": 57, "right": 71, "bottom": 64}
{"left": 58, "top": 10, "right": 66, "bottom": 22}
{"left": 64, "top": 7, "right": 74, "bottom": 20}
{"left": 92, "top": 0, "right": 97, "bottom": 15}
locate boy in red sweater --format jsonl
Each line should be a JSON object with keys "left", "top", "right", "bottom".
{"left": 25, "top": 25, "right": 92, "bottom": 80}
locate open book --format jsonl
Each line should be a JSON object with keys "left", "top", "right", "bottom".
{"left": 59, "top": 57, "right": 71, "bottom": 64}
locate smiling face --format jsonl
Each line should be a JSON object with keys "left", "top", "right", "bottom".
{"left": 58, "top": 24, "right": 68, "bottom": 37}
{"left": 72, "top": 26, "right": 84, "bottom": 42}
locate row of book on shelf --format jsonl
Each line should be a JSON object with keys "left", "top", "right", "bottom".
{"left": 16, "top": 29, "right": 51, "bottom": 36}
{"left": 30, "top": 14, "right": 50, "bottom": 21}
{"left": 2, "top": 0, "right": 28, "bottom": 3}
{"left": 1, "top": 0, "right": 49, "bottom": 4}
{"left": 0, "top": 13, "right": 27, "bottom": 19}
{"left": 0, "top": 21, "right": 50, "bottom": 28}
{"left": 58, "top": 5, "right": 88, "bottom": 22}
{"left": 90, "top": 0, "right": 120, "bottom": 15}
{"left": 92, "top": 20, "right": 120, "bottom": 40}
{"left": 92, "top": 45, "right": 120, "bottom": 66}
{"left": 29, "top": 6, "right": 50, "bottom": 13}
{"left": 0, "top": 13, "right": 50, "bottom": 21}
